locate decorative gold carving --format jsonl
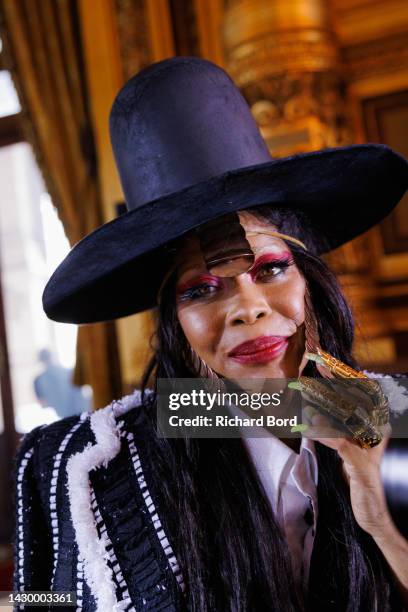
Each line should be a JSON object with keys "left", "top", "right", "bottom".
{"left": 223, "top": 0, "right": 348, "bottom": 153}
{"left": 221, "top": 0, "right": 400, "bottom": 365}
{"left": 247, "top": 71, "right": 352, "bottom": 153}
{"left": 227, "top": 34, "right": 339, "bottom": 88}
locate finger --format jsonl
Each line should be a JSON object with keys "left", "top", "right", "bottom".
{"left": 302, "top": 410, "right": 350, "bottom": 442}
{"left": 379, "top": 423, "right": 392, "bottom": 439}
{"left": 302, "top": 405, "right": 319, "bottom": 425}
{"left": 332, "top": 437, "right": 386, "bottom": 474}
{"left": 304, "top": 425, "right": 345, "bottom": 440}
{"left": 307, "top": 412, "right": 347, "bottom": 438}
{"left": 302, "top": 406, "right": 343, "bottom": 431}
{"left": 311, "top": 436, "right": 345, "bottom": 451}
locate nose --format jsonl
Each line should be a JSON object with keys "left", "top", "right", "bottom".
{"left": 225, "top": 277, "right": 272, "bottom": 326}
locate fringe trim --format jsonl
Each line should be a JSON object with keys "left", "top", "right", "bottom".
{"left": 125, "top": 429, "right": 186, "bottom": 593}
{"left": 364, "top": 371, "right": 408, "bottom": 416}
{"left": 65, "top": 389, "right": 169, "bottom": 610}
{"left": 90, "top": 486, "right": 135, "bottom": 612}
{"left": 76, "top": 556, "right": 84, "bottom": 612}
{"left": 16, "top": 447, "right": 34, "bottom": 596}
{"left": 66, "top": 402, "right": 129, "bottom": 612}
{"left": 111, "top": 389, "right": 151, "bottom": 418}
{"left": 50, "top": 413, "right": 88, "bottom": 589}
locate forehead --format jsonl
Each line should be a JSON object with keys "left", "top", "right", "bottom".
{"left": 176, "top": 211, "right": 288, "bottom": 277}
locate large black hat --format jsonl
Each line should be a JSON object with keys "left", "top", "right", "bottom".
{"left": 43, "top": 57, "right": 408, "bottom": 324}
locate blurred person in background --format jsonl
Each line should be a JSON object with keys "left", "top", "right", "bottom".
{"left": 33, "top": 348, "right": 89, "bottom": 418}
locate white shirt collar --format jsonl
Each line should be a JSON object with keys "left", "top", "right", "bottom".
{"left": 228, "top": 402, "right": 318, "bottom": 503}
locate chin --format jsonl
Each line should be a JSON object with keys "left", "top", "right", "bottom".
{"left": 225, "top": 360, "right": 297, "bottom": 380}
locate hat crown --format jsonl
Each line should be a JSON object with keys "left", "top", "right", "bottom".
{"left": 109, "top": 57, "right": 272, "bottom": 210}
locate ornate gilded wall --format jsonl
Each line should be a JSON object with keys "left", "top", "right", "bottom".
{"left": 79, "top": 0, "right": 408, "bottom": 380}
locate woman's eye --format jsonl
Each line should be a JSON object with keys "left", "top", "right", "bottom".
{"left": 256, "top": 260, "right": 291, "bottom": 280}
{"left": 178, "top": 283, "right": 220, "bottom": 302}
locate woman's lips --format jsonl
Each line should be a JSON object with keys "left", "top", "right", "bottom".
{"left": 228, "top": 335, "right": 289, "bottom": 364}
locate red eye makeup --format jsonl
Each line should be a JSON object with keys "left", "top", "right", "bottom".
{"left": 177, "top": 274, "right": 223, "bottom": 295}
{"left": 176, "top": 274, "right": 225, "bottom": 302}
{"left": 176, "top": 252, "right": 294, "bottom": 302}
{"left": 249, "top": 251, "right": 294, "bottom": 279}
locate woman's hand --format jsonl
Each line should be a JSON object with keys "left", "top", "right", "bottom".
{"left": 307, "top": 414, "right": 393, "bottom": 537}
{"left": 306, "top": 415, "right": 408, "bottom": 607}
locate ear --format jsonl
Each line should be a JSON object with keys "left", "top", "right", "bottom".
{"left": 297, "top": 323, "right": 309, "bottom": 376}
{"left": 298, "top": 284, "right": 322, "bottom": 376}
{"left": 304, "top": 283, "right": 320, "bottom": 353}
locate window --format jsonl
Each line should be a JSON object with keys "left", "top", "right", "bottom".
{"left": 0, "top": 57, "right": 91, "bottom": 437}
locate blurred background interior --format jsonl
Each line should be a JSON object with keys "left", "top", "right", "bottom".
{"left": 0, "top": 0, "right": 407, "bottom": 595}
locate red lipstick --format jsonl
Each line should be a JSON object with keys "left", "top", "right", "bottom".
{"left": 228, "top": 335, "right": 288, "bottom": 364}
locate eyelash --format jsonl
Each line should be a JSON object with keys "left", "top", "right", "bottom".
{"left": 255, "top": 258, "right": 292, "bottom": 280}
{"left": 178, "top": 282, "right": 220, "bottom": 302}
{"left": 178, "top": 258, "right": 293, "bottom": 302}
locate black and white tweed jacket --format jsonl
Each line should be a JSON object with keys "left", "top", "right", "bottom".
{"left": 13, "top": 377, "right": 408, "bottom": 611}
{"left": 13, "top": 391, "right": 186, "bottom": 612}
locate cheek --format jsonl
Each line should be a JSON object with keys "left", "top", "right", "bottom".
{"left": 280, "top": 272, "right": 306, "bottom": 325}
{"left": 265, "top": 271, "right": 306, "bottom": 325}
{"left": 177, "top": 305, "right": 221, "bottom": 357}
{"left": 176, "top": 270, "right": 306, "bottom": 364}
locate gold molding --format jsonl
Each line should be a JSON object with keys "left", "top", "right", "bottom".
{"left": 342, "top": 33, "right": 408, "bottom": 84}
{"left": 227, "top": 33, "right": 339, "bottom": 87}
{"left": 330, "top": 0, "right": 408, "bottom": 47}
{"left": 224, "top": 0, "right": 331, "bottom": 50}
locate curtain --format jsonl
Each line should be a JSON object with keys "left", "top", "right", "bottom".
{"left": 0, "top": 0, "right": 122, "bottom": 407}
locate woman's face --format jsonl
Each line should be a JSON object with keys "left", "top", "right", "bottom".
{"left": 176, "top": 212, "right": 306, "bottom": 379}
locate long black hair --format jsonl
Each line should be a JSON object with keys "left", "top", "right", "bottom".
{"left": 140, "top": 206, "right": 401, "bottom": 611}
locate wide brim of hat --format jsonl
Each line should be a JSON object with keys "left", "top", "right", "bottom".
{"left": 43, "top": 143, "right": 407, "bottom": 324}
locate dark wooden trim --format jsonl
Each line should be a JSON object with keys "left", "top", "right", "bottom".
{"left": 168, "top": 0, "right": 200, "bottom": 57}
{"left": 0, "top": 255, "right": 17, "bottom": 544}
{"left": 362, "top": 90, "right": 408, "bottom": 255}
{"left": 0, "top": 113, "right": 24, "bottom": 147}
{"left": 0, "top": 53, "right": 20, "bottom": 544}
{"left": 0, "top": 268, "right": 16, "bottom": 452}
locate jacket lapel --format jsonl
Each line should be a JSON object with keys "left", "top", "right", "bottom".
{"left": 67, "top": 393, "right": 186, "bottom": 611}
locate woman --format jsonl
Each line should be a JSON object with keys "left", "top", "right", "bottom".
{"left": 14, "top": 57, "right": 408, "bottom": 611}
